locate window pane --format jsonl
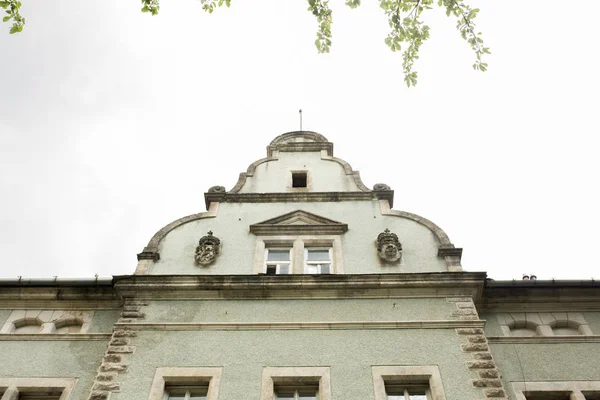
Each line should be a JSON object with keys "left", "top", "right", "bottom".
{"left": 307, "top": 265, "right": 319, "bottom": 274}
{"left": 166, "top": 396, "right": 186, "bottom": 400}
{"left": 306, "top": 250, "right": 330, "bottom": 261}
{"left": 279, "top": 265, "right": 290, "bottom": 274}
{"left": 189, "top": 396, "right": 207, "bottom": 400}
{"left": 387, "top": 396, "right": 404, "bottom": 400}
{"left": 319, "top": 264, "right": 330, "bottom": 274}
{"left": 266, "top": 265, "right": 277, "bottom": 275}
{"left": 408, "top": 394, "right": 427, "bottom": 400}
{"left": 267, "top": 250, "right": 290, "bottom": 261}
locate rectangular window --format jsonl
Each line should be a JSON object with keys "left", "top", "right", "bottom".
{"left": 165, "top": 384, "right": 208, "bottom": 400}
{"left": 18, "top": 390, "right": 63, "bottom": 400}
{"left": 265, "top": 248, "right": 292, "bottom": 275}
{"left": 385, "top": 384, "right": 428, "bottom": 400}
{"left": 292, "top": 172, "right": 307, "bottom": 188}
{"left": 275, "top": 385, "right": 318, "bottom": 400}
{"left": 304, "top": 248, "right": 332, "bottom": 274}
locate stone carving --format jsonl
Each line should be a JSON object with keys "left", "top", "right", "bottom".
{"left": 208, "top": 186, "right": 226, "bottom": 193}
{"left": 376, "top": 229, "right": 402, "bottom": 263}
{"left": 373, "top": 183, "right": 391, "bottom": 191}
{"left": 195, "top": 231, "right": 221, "bottom": 266}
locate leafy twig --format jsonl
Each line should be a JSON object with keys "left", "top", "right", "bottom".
{"left": 307, "top": 0, "right": 333, "bottom": 53}
{"left": 0, "top": 0, "right": 24, "bottom": 34}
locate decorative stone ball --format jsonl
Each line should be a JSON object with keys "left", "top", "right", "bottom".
{"left": 208, "top": 186, "right": 226, "bottom": 193}
{"left": 373, "top": 183, "right": 391, "bottom": 191}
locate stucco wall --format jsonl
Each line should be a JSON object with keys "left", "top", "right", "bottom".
{"left": 143, "top": 298, "right": 457, "bottom": 323}
{"left": 0, "top": 340, "right": 107, "bottom": 398}
{"left": 88, "top": 310, "right": 121, "bottom": 333}
{"left": 111, "top": 329, "right": 480, "bottom": 400}
{"left": 238, "top": 151, "right": 361, "bottom": 193}
{"left": 150, "top": 201, "right": 446, "bottom": 275}
{"left": 490, "top": 342, "right": 600, "bottom": 398}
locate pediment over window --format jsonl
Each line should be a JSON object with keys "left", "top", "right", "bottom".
{"left": 249, "top": 210, "right": 348, "bottom": 235}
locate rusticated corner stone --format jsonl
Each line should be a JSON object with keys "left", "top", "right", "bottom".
{"left": 99, "top": 364, "right": 127, "bottom": 373}
{"left": 88, "top": 391, "right": 110, "bottom": 400}
{"left": 446, "top": 297, "right": 471, "bottom": 302}
{"left": 462, "top": 343, "right": 489, "bottom": 352}
{"left": 109, "top": 338, "right": 129, "bottom": 346}
{"left": 484, "top": 388, "right": 507, "bottom": 397}
{"left": 96, "top": 374, "right": 117, "bottom": 382}
{"left": 456, "top": 328, "right": 484, "bottom": 335}
{"left": 459, "top": 315, "right": 480, "bottom": 320}
{"left": 123, "top": 305, "right": 140, "bottom": 312}
{"left": 107, "top": 346, "right": 135, "bottom": 354}
{"left": 473, "top": 352, "right": 493, "bottom": 360}
{"left": 479, "top": 370, "right": 500, "bottom": 379}
{"left": 456, "top": 302, "right": 475, "bottom": 309}
{"left": 468, "top": 335, "right": 488, "bottom": 343}
{"left": 453, "top": 309, "right": 477, "bottom": 316}
{"left": 468, "top": 360, "right": 495, "bottom": 369}
{"left": 103, "top": 354, "right": 123, "bottom": 364}
{"left": 472, "top": 379, "right": 502, "bottom": 388}
{"left": 113, "top": 329, "right": 138, "bottom": 338}
{"left": 93, "top": 382, "right": 120, "bottom": 392}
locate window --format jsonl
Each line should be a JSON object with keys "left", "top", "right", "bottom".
{"left": 372, "top": 366, "right": 446, "bottom": 400}
{"left": 274, "top": 385, "right": 318, "bottom": 399}
{"left": 147, "top": 367, "right": 222, "bottom": 400}
{"left": 292, "top": 172, "right": 307, "bottom": 188}
{"left": 165, "top": 384, "right": 208, "bottom": 400}
{"left": 385, "top": 384, "right": 428, "bottom": 400}
{"left": 0, "top": 378, "right": 75, "bottom": 400}
{"left": 512, "top": 381, "right": 600, "bottom": 400}
{"left": 265, "top": 248, "right": 292, "bottom": 275}
{"left": 260, "top": 367, "right": 331, "bottom": 400}
{"left": 0, "top": 310, "right": 93, "bottom": 334}
{"left": 304, "top": 248, "right": 332, "bottom": 274}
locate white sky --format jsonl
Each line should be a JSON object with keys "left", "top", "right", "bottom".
{"left": 1, "top": 0, "right": 598, "bottom": 281}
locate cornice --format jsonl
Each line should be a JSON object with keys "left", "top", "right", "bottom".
{"left": 0, "top": 286, "right": 121, "bottom": 306}
{"left": 0, "top": 333, "right": 112, "bottom": 341}
{"left": 113, "top": 272, "right": 487, "bottom": 300}
{"left": 114, "top": 320, "right": 485, "bottom": 331}
{"left": 205, "top": 191, "right": 393, "bottom": 210}
{"left": 487, "top": 335, "right": 600, "bottom": 344}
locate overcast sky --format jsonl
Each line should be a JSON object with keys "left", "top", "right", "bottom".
{"left": 1, "top": 0, "right": 598, "bottom": 281}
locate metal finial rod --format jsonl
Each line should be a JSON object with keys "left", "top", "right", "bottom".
{"left": 299, "top": 109, "right": 302, "bottom": 131}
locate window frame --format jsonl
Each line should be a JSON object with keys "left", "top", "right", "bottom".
{"left": 147, "top": 367, "right": 222, "bottom": 400}
{"left": 512, "top": 381, "right": 600, "bottom": 400}
{"left": 260, "top": 367, "right": 331, "bottom": 400}
{"left": 253, "top": 236, "right": 343, "bottom": 275}
{"left": 0, "top": 377, "right": 76, "bottom": 400}
{"left": 304, "top": 248, "right": 333, "bottom": 274}
{"left": 372, "top": 366, "right": 446, "bottom": 400}
{"left": 265, "top": 248, "right": 293, "bottom": 275}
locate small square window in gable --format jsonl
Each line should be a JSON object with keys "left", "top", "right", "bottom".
{"left": 291, "top": 172, "right": 308, "bottom": 188}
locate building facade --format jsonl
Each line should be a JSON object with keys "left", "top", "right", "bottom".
{"left": 1, "top": 131, "right": 599, "bottom": 400}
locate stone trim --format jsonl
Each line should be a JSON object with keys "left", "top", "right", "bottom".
{"left": 260, "top": 366, "right": 331, "bottom": 400}
{"left": 511, "top": 381, "right": 600, "bottom": 400}
{"left": 113, "top": 320, "right": 485, "bottom": 331}
{"left": 320, "top": 150, "right": 371, "bottom": 193}
{"left": 0, "top": 333, "right": 112, "bottom": 341}
{"left": 0, "top": 377, "right": 76, "bottom": 400}
{"left": 250, "top": 210, "right": 348, "bottom": 236}
{"left": 0, "top": 310, "right": 94, "bottom": 334}
{"left": 228, "top": 155, "right": 279, "bottom": 194}
{"left": 135, "top": 202, "right": 219, "bottom": 273}
{"left": 488, "top": 335, "right": 600, "bottom": 344}
{"left": 454, "top": 301, "right": 508, "bottom": 400}
{"left": 496, "top": 312, "right": 593, "bottom": 337}
{"left": 147, "top": 367, "right": 223, "bottom": 400}
{"left": 252, "top": 235, "right": 344, "bottom": 274}
{"left": 114, "top": 273, "right": 487, "bottom": 300}
{"left": 87, "top": 300, "right": 147, "bottom": 400}
{"left": 372, "top": 365, "right": 447, "bottom": 400}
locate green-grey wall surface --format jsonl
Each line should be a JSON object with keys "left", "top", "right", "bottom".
{"left": 150, "top": 201, "right": 446, "bottom": 275}
{"left": 480, "top": 312, "right": 504, "bottom": 336}
{"left": 0, "top": 309, "right": 11, "bottom": 326}
{"left": 88, "top": 310, "right": 121, "bottom": 333}
{"left": 143, "top": 298, "right": 457, "bottom": 323}
{"left": 111, "top": 329, "right": 479, "bottom": 400}
{"left": 583, "top": 312, "right": 600, "bottom": 334}
{"left": 0, "top": 340, "right": 107, "bottom": 399}
{"left": 490, "top": 342, "right": 600, "bottom": 398}
{"left": 238, "top": 152, "right": 362, "bottom": 193}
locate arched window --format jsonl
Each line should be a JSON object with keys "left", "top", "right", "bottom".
{"left": 53, "top": 317, "right": 83, "bottom": 333}
{"left": 12, "top": 317, "right": 43, "bottom": 334}
{"left": 550, "top": 320, "right": 582, "bottom": 336}
{"left": 508, "top": 320, "right": 538, "bottom": 337}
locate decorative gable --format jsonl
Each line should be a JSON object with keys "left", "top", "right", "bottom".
{"left": 249, "top": 210, "right": 348, "bottom": 235}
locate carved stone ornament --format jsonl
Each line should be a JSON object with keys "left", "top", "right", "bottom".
{"left": 208, "top": 186, "right": 226, "bottom": 193}
{"left": 195, "top": 231, "right": 221, "bottom": 266}
{"left": 376, "top": 229, "right": 402, "bottom": 263}
{"left": 373, "top": 183, "right": 391, "bottom": 191}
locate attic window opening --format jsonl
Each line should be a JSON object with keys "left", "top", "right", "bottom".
{"left": 292, "top": 172, "right": 307, "bottom": 188}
